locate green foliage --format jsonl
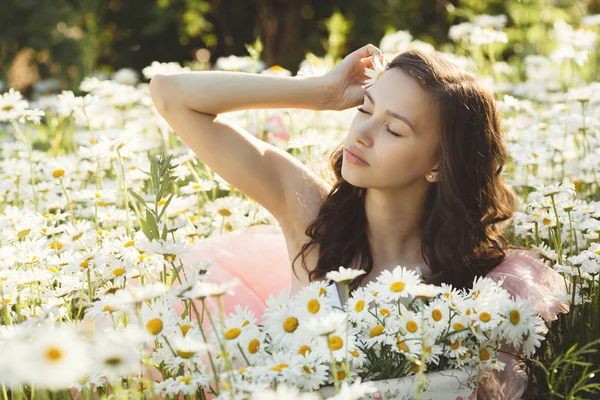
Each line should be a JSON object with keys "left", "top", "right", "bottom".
{"left": 128, "top": 151, "right": 179, "bottom": 242}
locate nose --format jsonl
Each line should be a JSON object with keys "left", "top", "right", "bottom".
{"left": 354, "top": 119, "right": 375, "bottom": 148}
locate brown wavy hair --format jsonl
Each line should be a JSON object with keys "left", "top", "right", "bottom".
{"left": 291, "top": 49, "right": 521, "bottom": 292}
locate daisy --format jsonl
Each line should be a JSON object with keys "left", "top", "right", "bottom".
{"left": 473, "top": 340, "right": 499, "bottom": 369}
{"left": 363, "top": 54, "right": 389, "bottom": 88}
{"left": 180, "top": 279, "right": 238, "bottom": 300}
{"left": 346, "top": 286, "right": 370, "bottom": 323}
{"left": 362, "top": 315, "right": 391, "bottom": 349}
{"left": 326, "top": 266, "right": 366, "bottom": 284}
{"left": 157, "top": 372, "right": 210, "bottom": 397}
{"left": 289, "top": 335, "right": 327, "bottom": 361}
{"left": 446, "top": 313, "right": 471, "bottom": 340}
{"left": 0, "top": 88, "right": 29, "bottom": 122}
{"left": 469, "top": 301, "right": 503, "bottom": 332}
{"left": 423, "top": 298, "right": 451, "bottom": 337}
{"left": 446, "top": 337, "right": 469, "bottom": 359}
{"left": 498, "top": 297, "right": 536, "bottom": 347}
{"left": 140, "top": 298, "right": 178, "bottom": 339}
{"left": 91, "top": 332, "right": 141, "bottom": 382}
{"left": 180, "top": 179, "right": 217, "bottom": 195}
{"left": 303, "top": 309, "right": 346, "bottom": 340}
{"left": 8, "top": 326, "right": 91, "bottom": 390}
{"left": 294, "top": 350, "right": 329, "bottom": 391}
{"left": 263, "top": 303, "right": 303, "bottom": 349}
{"left": 521, "top": 315, "right": 547, "bottom": 357}
{"left": 374, "top": 265, "right": 422, "bottom": 301}
{"left": 290, "top": 281, "right": 334, "bottom": 321}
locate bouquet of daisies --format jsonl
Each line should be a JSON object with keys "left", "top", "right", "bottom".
{"left": 185, "top": 265, "right": 544, "bottom": 398}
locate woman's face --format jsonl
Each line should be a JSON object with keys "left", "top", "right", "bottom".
{"left": 342, "top": 68, "right": 441, "bottom": 191}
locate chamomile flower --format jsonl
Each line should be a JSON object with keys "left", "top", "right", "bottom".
{"left": 375, "top": 265, "right": 422, "bottom": 301}
{"left": 295, "top": 350, "right": 330, "bottom": 391}
{"left": 140, "top": 298, "right": 178, "bottom": 339}
{"left": 346, "top": 286, "right": 370, "bottom": 323}
{"left": 499, "top": 297, "right": 536, "bottom": 347}
{"left": 446, "top": 337, "right": 469, "bottom": 359}
{"left": 423, "top": 298, "right": 451, "bottom": 337}
{"left": 291, "top": 280, "right": 333, "bottom": 320}
{"left": 326, "top": 266, "right": 366, "bottom": 284}
{"left": 522, "top": 315, "right": 547, "bottom": 357}
{"left": 469, "top": 302, "right": 503, "bottom": 332}
{"left": 303, "top": 311, "right": 346, "bottom": 337}
{"left": 263, "top": 303, "right": 303, "bottom": 349}
{"left": 363, "top": 54, "right": 389, "bottom": 88}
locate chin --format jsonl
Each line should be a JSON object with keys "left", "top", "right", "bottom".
{"left": 341, "top": 165, "right": 368, "bottom": 189}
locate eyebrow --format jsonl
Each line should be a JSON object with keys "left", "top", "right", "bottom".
{"left": 364, "top": 91, "right": 417, "bottom": 134}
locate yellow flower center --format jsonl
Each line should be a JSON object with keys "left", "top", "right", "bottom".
{"left": 146, "top": 318, "right": 163, "bottom": 335}
{"left": 369, "top": 325, "right": 385, "bottom": 338}
{"left": 52, "top": 169, "right": 65, "bottom": 178}
{"left": 270, "top": 363, "right": 288, "bottom": 372}
{"left": 307, "top": 299, "right": 320, "bottom": 314}
{"left": 432, "top": 309, "right": 443, "bottom": 321}
{"left": 510, "top": 310, "right": 521, "bottom": 325}
{"left": 248, "top": 339, "right": 260, "bottom": 354}
{"left": 479, "top": 312, "right": 491, "bottom": 323}
{"left": 480, "top": 348, "right": 490, "bottom": 361}
{"left": 336, "top": 370, "right": 346, "bottom": 380}
{"left": 319, "top": 287, "right": 327, "bottom": 296}
{"left": 406, "top": 320, "right": 418, "bottom": 333}
{"left": 112, "top": 268, "right": 126, "bottom": 277}
{"left": 354, "top": 300, "right": 365, "bottom": 312}
{"left": 380, "top": 308, "right": 391, "bottom": 317}
{"left": 449, "top": 340, "right": 460, "bottom": 350}
{"left": 177, "top": 350, "right": 195, "bottom": 359}
{"left": 298, "top": 345, "right": 311, "bottom": 356}
{"left": 329, "top": 336, "right": 343, "bottom": 351}
{"left": 176, "top": 325, "right": 191, "bottom": 337}
{"left": 218, "top": 208, "right": 232, "bottom": 217}
{"left": 397, "top": 340, "right": 409, "bottom": 352}
{"left": 350, "top": 350, "right": 359, "bottom": 357}
{"left": 390, "top": 281, "right": 405, "bottom": 292}
{"left": 179, "top": 377, "right": 191, "bottom": 384}
{"left": 46, "top": 347, "right": 63, "bottom": 361}
{"left": 283, "top": 317, "right": 298, "bottom": 333}
{"left": 124, "top": 240, "right": 135, "bottom": 248}
{"left": 453, "top": 322, "right": 465, "bottom": 330}
{"left": 225, "top": 328, "right": 241, "bottom": 340}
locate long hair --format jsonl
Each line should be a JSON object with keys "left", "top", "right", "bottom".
{"left": 291, "top": 49, "right": 521, "bottom": 292}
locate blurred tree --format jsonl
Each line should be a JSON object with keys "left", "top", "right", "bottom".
{"left": 0, "top": 0, "right": 595, "bottom": 93}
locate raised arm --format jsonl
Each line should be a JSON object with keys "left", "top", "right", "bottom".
{"left": 148, "top": 44, "right": 383, "bottom": 232}
{"left": 148, "top": 70, "right": 332, "bottom": 230}
{"left": 150, "top": 71, "right": 330, "bottom": 115}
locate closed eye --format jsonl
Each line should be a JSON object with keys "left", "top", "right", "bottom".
{"left": 356, "top": 107, "right": 402, "bottom": 137}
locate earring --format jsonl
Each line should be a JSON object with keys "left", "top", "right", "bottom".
{"left": 428, "top": 174, "right": 433, "bottom": 179}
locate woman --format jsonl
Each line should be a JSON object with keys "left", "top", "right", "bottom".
{"left": 149, "top": 45, "right": 569, "bottom": 399}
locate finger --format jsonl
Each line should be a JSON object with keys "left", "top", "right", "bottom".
{"left": 361, "top": 44, "right": 382, "bottom": 58}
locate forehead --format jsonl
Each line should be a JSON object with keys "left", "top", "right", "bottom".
{"left": 369, "top": 68, "right": 439, "bottom": 136}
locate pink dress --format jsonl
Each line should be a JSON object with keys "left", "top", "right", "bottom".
{"left": 180, "top": 225, "right": 570, "bottom": 399}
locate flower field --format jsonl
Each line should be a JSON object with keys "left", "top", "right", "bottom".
{"left": 0, "top": 13, "right": 600, "bottom": 400}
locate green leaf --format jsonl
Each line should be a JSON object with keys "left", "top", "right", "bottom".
{"left": 157, "top": 192, "right": 175, "bottom": 221}
{"left": 145, "top": 209, "right": 159, "bottom": 240}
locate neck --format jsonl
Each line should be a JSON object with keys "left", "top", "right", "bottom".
{"left": 363, "top": 185, "right": 430, "bottom": 274}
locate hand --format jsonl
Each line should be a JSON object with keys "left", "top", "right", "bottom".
{"left": 320, "top": 44, "right": 385, "bottom": 111}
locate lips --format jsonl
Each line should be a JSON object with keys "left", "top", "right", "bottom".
{"left": 345, "top": 147, "right": 369, "bottom": 165}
